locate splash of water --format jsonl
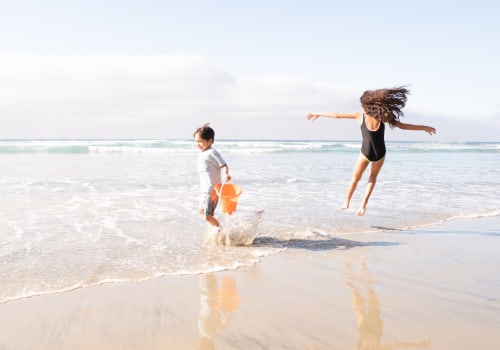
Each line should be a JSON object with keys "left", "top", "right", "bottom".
{"left": 206, "top": 210, "right": 263, "bottom": 246}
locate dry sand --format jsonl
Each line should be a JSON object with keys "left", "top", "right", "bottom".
{"left": 0, "top": 216, "right": 499, "bottom": 350}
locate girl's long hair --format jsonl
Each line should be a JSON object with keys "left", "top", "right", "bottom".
{"left": 360, "top": 86, "right": 409, "bottom": 127}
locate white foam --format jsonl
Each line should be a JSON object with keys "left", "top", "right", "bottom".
{"left": 447, "top": 209, "right": 500, "bottom": 221}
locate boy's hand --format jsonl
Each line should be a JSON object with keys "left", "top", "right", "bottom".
{"left": 224, "top": 175, "right": 232, "bottom": 182}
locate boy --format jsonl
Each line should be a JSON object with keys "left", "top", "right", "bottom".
{"left": 193, "top": 124, "right": 231, "bottom": 229}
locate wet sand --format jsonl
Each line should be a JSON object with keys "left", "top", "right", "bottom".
{"left": 0, "top": 216, "right": 499, "bottom": 349}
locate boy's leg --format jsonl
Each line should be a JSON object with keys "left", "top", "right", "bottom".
{"left": 357, "top": 158, "right": 385, "bottom": 216}
{"left": 343, "top": 154, "right": 370, "bottom": 209}
{"left": 201, "top": 191, "right": 220, "bottom": 227}
{"left": 205, "top": 215, "right": 220, "bottom": 227}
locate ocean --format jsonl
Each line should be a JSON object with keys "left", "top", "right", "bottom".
{"left": 1, "top": 139, "right": 499, "bottom": 304}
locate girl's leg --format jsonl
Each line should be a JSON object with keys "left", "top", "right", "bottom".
{"left": 343, "top": 154, "right": 370, "bottom": 209}
{"left": 357, "top": 158, "right": 385, "bottom": 216}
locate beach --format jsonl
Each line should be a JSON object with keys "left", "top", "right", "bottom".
{"left": 1, "top": 140, "right": 499, "bottom": 349}
{"left": 1, "top": 215, "right": 499, "bottom": 350}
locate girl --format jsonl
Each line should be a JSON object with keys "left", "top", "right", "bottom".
{"left": 307, "top": 86, "right": 436, "bottom": 216}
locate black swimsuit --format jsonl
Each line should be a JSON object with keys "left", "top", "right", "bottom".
{"left": 360, "top": 113, "right": 386, "bottom": 162}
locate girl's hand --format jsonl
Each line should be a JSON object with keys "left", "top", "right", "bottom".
{"left": 224, "top": 174, "right": 231, "bottom": 182}
{"left": 307, "top": 113, "right": 319, "bottom": 121}
{"left": 425, "top": 126, "right": 437, "bottom": 135}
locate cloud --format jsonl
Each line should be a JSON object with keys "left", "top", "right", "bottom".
{"left": 0, "top": 54, "right": 360, "bottom": 139}
{"left": 0, "top": 54, "right": 496, "bottom": 140}
{"left": 0, "top": 54, "right": 235, "bottom": 114}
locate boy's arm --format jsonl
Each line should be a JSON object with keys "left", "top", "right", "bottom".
{"left": 395, "top": 122, "right": 436, "bottom": 135}
{"left": 221, "top": 164, "right": 231, "bottom": 182}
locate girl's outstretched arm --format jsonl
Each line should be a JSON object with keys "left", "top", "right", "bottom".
{"left": 307, "top": 112, "right": 360, "bottom": 121}
{"left": 395, "top": 122, "right": 436, "bottom": 135}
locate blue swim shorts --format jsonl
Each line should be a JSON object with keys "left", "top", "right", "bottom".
{"left": 199, "top": 190, "right": 218, "bottom": 216}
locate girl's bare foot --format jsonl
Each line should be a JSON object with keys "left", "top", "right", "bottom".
{"left": 356, "top": 206, "right": 366, "bottom": 216}
{"left": 341, "top": 201, "right": 350, "bottom": 210}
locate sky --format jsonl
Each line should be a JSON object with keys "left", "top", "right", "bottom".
{"left": 0, "top": 0, "right": 499, "bottom": 141}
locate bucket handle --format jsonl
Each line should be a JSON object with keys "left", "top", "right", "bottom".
{"left": 218, "top": 180, "right": 228, "bottom": 198}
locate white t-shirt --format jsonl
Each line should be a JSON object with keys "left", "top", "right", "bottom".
{"left": 197, "top": 147, "right": 227, "bottom": 193}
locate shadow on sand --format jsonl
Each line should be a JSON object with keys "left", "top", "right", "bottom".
{"left": 252, "top": 235, "right": 398, "bottom": 251}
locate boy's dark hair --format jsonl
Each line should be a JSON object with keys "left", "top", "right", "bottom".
{"left": 193, "top": 123, "right": 215, "bottom": 141}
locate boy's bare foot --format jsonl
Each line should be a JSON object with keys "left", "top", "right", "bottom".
{"left": 206, "top": 225, "right": 219, "bottom": 244}
{"left": 341, "top": 201, "right": 349, "bottom": 210}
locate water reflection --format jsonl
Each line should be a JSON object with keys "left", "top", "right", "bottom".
{"left": 196, "top": 274, "right": 240, "bottom": 349}
{"left": 345, "top": 257, "right": 430, "bottom": 350}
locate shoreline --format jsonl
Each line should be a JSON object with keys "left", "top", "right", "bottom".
{"left": 1, "top": 215, "right": 499, "bottom": 349}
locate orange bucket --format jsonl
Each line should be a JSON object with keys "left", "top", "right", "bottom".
{"left": 214, "top": 183, "right": 242, "bottom": 215}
